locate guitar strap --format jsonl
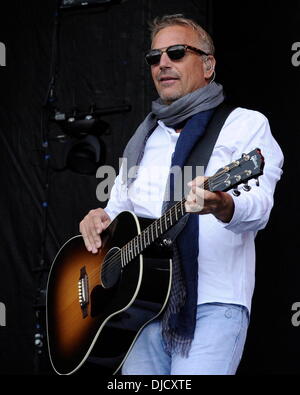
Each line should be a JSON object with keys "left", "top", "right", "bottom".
{"left": 163, "top": 102, "right": 237, "bottom": 243}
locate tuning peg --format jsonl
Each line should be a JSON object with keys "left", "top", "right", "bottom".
{"left": 242, "top": 154, "right": 251, "bottom": 161}
{"left": 233, "top": 189, "right": 241, "bottom": 197}
{"left": 243, "top": 182, "right": 252, "bottom": 192}
{"left": 256, "top": 178, "right": 260, "bottom": 187}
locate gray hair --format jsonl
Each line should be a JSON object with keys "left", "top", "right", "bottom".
{"left": 149, "top": 14, "right": 215, "bottom": 55}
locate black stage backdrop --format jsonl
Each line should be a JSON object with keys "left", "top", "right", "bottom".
{"left": 0, "top": 0, "right": 299, "bottom": 375}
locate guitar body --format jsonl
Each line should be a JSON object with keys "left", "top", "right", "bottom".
{"left": 46, "top": 211, "right": 172, "bottom": 375}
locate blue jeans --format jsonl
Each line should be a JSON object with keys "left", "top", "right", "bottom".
{"left": 122, "top": 303, "right": 249, "bottom": 375}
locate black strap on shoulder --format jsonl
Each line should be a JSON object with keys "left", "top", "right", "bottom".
{"left": 186, "top": 102, "right": 237, "bottom": 172}
{"left": 164, "top": 102, "right": 237, "bottom": 242}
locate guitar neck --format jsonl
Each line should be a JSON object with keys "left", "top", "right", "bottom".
{"left": 120, "top": 199, "right": 187, "bottom": 267}
{"left": 120, "top": 179, "right": 211, "bottom": 267}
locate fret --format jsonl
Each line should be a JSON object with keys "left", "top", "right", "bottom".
{"left": 120, "top": 248, "right": 124, "bottom": 268}
{"left": 177, "top": 204, "right": 181, "bottom": 218}
{"left": 181, "top": 201, "right": 185, "bottom": 216}
{"left": 128, "top": 243, "right": 133, "bottom": 261}
{"left": 136, "top": 236, "right": 139, "bottom": 255}
{"left": 162, "top": 214, "right": 165, "bottom": 231}
{"left": 164, "top": 213, "right": 168, "bottom": 232}
{"left": 143, "top": 228, "right": 148, "bottom": 248}
{"left": 152, "top": 222, "right": 158, "bottom": 240}
{"left": 169, "top": 211, "right": 173, "bottom": 227}
{"left": 132, "top": 240, "right": 136, "bottom": 258}
{"left": 124, "top": 244, "right": 128, "bottom": 265}
{"left": 146, "top": 227, "right": 151, "bottom": 245}
{"left": 123, "top": 248, "right": 127, "bottom": 268}
{"left": 151, "top": 223, "right": 155, "bottom": 241}
{"left": 159, "top": 217, "right": 163, "bottom": 236}
{"left": 155, "top": 222, "right": 159, "bottom": 238}
{"left": 175, "top": 205, "right": 178, "bottom": 221}
{"left": 138, "top": 235, "right": 143, "bottom": 253}
{"left": 132, "top": 239, "right": 136, "bottom": 257}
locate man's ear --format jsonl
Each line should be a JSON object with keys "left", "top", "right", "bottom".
{"left": 203, "top": 56, "right": 216, "bottom": 80}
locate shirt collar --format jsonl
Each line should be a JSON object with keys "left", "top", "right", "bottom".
{"left": 157, "top": 120, "right": 177, "bottom": 135}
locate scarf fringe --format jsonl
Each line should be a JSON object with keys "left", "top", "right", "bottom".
{"left": 161, "top": 243, "right": 193, "bottom": 357}
{"left": 162, "top": 327, "right": 193, "bottom": 358}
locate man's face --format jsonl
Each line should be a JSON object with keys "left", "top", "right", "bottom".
{"left": 150, "top": 25, "right": 214, "bottom": 105}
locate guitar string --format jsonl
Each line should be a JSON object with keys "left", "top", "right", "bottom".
{"left": 93, "top": 154, "right": 262, "bottom": 283}
{"left": 87, "top": 165, "right": 243, "bottom": 283}
{"left": 88, "top": 197, "right": 187, "bottom": 283}
{"left": 95, "top": 161, "right": 244, "bottom": 280}
{"left": 89, "top": 175, "right": 212, "bottom": 283}
{"left": 88, "top": 161, "right": 253, "bottom": 283}
{"left": 99, "top": 176, "right": 210, "bottom": 275}
{"left": 88, "top": 168, "right": 244, "bottom": 284}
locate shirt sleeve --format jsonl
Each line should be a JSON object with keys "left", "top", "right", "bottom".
{"left": 217, "top": 109, "right": 284, "bottom": 234}
{"left": 104, "top": 163, "right": 134, "bottom": 221}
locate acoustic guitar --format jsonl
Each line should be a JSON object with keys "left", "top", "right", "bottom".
{"left": 46, "top": 149, "right": 264, "bottom": 375}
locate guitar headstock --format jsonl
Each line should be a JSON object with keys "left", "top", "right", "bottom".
{"left": 209, "top": 148, "right": 265, "bottom": 195}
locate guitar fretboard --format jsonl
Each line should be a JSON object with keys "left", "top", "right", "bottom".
{"left": 120, "top": 199, "right": 188, "bottom": 267}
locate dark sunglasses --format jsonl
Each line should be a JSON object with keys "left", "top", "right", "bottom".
{"left": 145, "top": 44, "right": 210, "bottom": 66}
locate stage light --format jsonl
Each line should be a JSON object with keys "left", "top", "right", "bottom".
{"left": 48, "top": 104, "right": 130, "bottom": 174}
{"left": 58, "top": 113, "right": 99, "bottom": 135}
{"left": 66, "top": 134, "right": 105, "bottom": 175}
{"left": 49, "top": 111, "right": 109, "bottom": 175}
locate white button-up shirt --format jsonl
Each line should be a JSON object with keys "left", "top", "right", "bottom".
{"left": 105, "top": 108, "right": 284, "bottom": 312}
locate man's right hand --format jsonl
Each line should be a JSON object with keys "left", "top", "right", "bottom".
{"left": 79, "top": 208, "right": 111, "bottom": 254}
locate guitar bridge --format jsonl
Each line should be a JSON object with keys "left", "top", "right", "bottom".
{"left": 78, "top": 266, "right": 89, "bottom": 319}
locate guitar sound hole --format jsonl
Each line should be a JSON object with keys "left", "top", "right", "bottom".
{"left": 101, "top": 247, "right": 122, "bottom": 289}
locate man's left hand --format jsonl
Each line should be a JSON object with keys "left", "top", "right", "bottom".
{"left": 185, "top": 177, "right": 235, "bottom": 224}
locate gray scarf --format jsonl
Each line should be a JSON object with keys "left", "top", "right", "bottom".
{"left": 122, "top": 82, "right": 225, "bottom": 186}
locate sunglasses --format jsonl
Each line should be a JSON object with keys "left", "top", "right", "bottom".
{"left": 145, "top": 44, "right": 210, "bottom": 66}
